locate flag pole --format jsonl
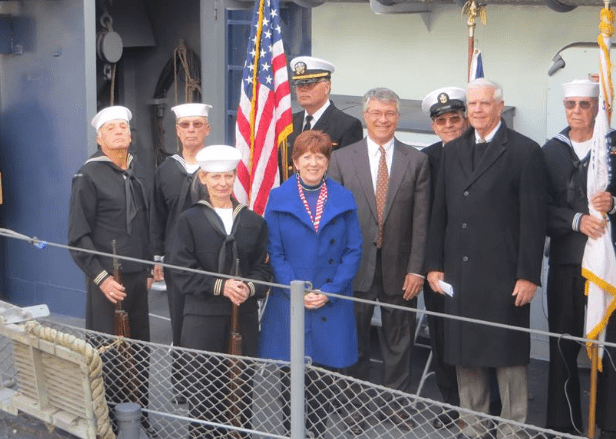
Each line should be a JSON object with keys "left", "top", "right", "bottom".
{"left": 588, "top": 3, "right": 613, "bottom": 437}
{"left": 463, "top": 1, "right": 486, "bottom": 82}
{"left": 280, "top": 138, "right": 290, "bottom": 182}
{"left": 588, "top": 342, "right": 599, "bottom": 438}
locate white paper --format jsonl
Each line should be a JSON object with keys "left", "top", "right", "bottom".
{"left": 438, "top": 280, "right": 454, "bottom": 297}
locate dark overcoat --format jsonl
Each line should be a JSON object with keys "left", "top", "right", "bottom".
{"left": 259, "top": 176, "right": 363, "bottom": 368}
{"left": 425, "top": 121, "right": 547, "bottom": 367}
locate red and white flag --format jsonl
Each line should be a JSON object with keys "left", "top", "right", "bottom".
{"left": 234, "top": 0, "right": 293, "bottom": 215}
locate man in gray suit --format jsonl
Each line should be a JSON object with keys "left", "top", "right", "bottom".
{"left": 329, "top": 87, "right": 430, "bottom": 431}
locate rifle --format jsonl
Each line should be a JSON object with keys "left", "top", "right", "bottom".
{"left": 227, "top": 258, "right": 243, "bottom": 437}
{"left": 111, "top": 240, "right": 130, "bottom": 338}
{"left": 111, "top": 240, "right": 139, "bottom": 405}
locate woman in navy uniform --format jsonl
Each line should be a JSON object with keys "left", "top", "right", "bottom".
{"left": 170, "top": 144, "right": 271, "bottom": 438}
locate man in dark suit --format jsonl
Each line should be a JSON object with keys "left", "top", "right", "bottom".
{"left": 542, "top": 79, "right": 616, "bottom": 437}
{"left": 426, "top": 78, "right": 547, "bottom": 439}
{"left": 421, "top": 86, "right": 467, "bottom": 429}
{"left": 329, "top": 87, "right": 430, "bottom": 431}
{"left": 281, "top": 56, "right": 363, "bottom": 179}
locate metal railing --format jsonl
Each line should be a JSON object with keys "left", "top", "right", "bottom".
{"left": 1, "top": 228, "right": 613, "bottom": 438}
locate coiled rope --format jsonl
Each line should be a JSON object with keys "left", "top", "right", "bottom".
{"left": 23, "top": 321, "right": 115, "bottom": 439}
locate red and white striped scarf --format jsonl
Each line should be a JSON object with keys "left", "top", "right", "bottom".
{"left": 296, "top": 175, "right": 327, "bottom": 232}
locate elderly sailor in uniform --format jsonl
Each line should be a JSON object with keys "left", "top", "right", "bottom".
{"left": 68, "top": 105, "right": 152, "bottom": 433}
{"left": 170, "top": 144, "right": 272, "bottom": 438}
{"left": 421, "top": 86, "right": 467, "bottom": 429}
{"left": 543, "top": 79, "right": 616, "bottom": 437}
{"left": 283, "top": 56, "right": 363, "bottom": 178}
{"left": 150, "top": 102, "right": 212, "bottom": 404}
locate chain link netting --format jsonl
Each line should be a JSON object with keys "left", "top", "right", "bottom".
{"left": 0, "top": 315, "right": 589, "bottom": 439}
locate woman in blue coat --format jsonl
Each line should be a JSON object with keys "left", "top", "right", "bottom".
{"left": 260, "top": 130, "right": 362, "bottom": 438}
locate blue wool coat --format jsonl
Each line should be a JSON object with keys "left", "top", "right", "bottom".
{"left": 259, "top": 176, "right": 362, "bottom": 368}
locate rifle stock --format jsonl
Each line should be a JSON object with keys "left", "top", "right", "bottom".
{"left": 111, "top": 240, "right": 131, "bottom": 338}
{"left": 111, "top": 240, "right": 139, "bottom": 405}
{"left": 228, "top": 258, "right": 242, "bottom": 355}
{"left": 227, "top": 258, "right": 243, "bottom": 437}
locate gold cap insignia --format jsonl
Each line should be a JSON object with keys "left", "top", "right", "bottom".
{"left": 294, "top": 62, "right": 307, "bottom": 75}
{"left": 438, "top": 93, "right": 449, "bottom": 104}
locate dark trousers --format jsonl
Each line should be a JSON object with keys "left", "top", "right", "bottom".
{"left": 182, "top": 312, "right": 258, "bottom": 439}
{"left": 348, "top": 251, "right": 416, "bottom": 392}
{"left": 546, "top": 264, "right": 586, "bottom": 433}
{"left": 424, "top": 284, "right": 459, "bottom": 407}
{"left": 597, "top": 314, "right": 616, "bottom": 432}
{"left": 85, "top": 271, "right": 150, "bottom": 341}
{"left": 280, "top": 366, "right": 335, "bottom": 437}
{"left": 86, "top": 271, "right": 151, "bottom": 432}
{"left": 164, "top": 269, "right": 187, "bottom": 394}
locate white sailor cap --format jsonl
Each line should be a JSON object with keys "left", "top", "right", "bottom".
{"left": 422, "top": 87, "right": 466, "bottom": 118}
{"left": 91, "top": 106, "right": 132, "bottom": 131}
{"left": 290, "top": 56, "right": 335, "bottom": 85}
{"left": 196, "top": 145, "right": 242, "bottom": 173}
{"left": 562, "top": 79, "right": 599, "bottom": 98}
{"left": 171, "top": 103, "right": 213, "bottom": 119}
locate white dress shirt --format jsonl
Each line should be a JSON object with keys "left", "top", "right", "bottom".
{"left": 366, "top": 136, "right": 394, "bottom": 193}
{"left": 303, "top": 100, "right": 331, "bottom": 129}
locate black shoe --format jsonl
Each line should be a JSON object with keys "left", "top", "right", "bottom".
{"left": 433, "top": 410, "right": 459, "bottom": 429}
{"left": 382, "top": 409, "right": 416, "bottom": 431}
{"left": 342, "top": 412, "right": 366, "bottom": 435}
{"left": 171, "top": 394, "right": 187, "bottom": 404}
{"left": 143, "top": 426, "right": 160, "bottom": 438}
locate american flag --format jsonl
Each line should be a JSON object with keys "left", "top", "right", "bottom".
{"left": 233, "top": 0, "right": 293, "bottom": 215}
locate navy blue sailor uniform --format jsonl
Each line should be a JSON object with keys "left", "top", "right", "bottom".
{"left": 169, "top": 198, "right": 271, "bottom": 438}
{"left": 150, "top": 154, "right": 200, "bottom": 346}
{"left": 68, "top": 151, "right": 151, "bottom": 340}
{"left": 68, "top": 150, "right": 152, "bottom": 431}
{"left": 543, "top": 127, "right": 616, "bottom": 433}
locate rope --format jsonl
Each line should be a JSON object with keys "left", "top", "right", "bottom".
{"left": 176, "top": 43, "right": 202, "bottom": 102}
{"left": 172, "top": 40, "right": 203, "bottom": 152}
{"left": 110, "top": 63, "right": 117, "bottom": 106}
{"left": 599, "top": 6, "right": 614, "bottom": 119}
{"left": 23, "top": 321, "right": 116, "bottom": 439}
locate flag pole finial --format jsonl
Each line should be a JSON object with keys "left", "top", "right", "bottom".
{"left": 463, "top": 1, "right": 486, "bottom": 81}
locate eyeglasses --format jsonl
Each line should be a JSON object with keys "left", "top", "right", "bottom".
{"left": 366, "top": 111, "right": 399, "bottom": 120}
{"left": 177, "top": 121, "right": 206, "bottom": 129}
{"left": 564, "top": 100, "right": 593, "bottom": 110}
{"left": 433, "top": 115, "right": 463, "bottom": 126}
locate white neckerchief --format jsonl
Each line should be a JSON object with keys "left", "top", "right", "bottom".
{"left": 571, "top": 138, "right": 592, "bottom": 161}
{"left": 214, "top": 207, "right": 234, "bottom": 235}
{"left": 367, "top": 136, "right": 394, "bottom": 193}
